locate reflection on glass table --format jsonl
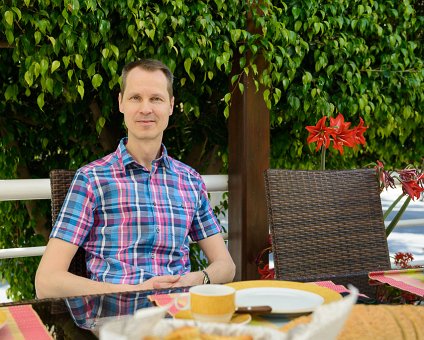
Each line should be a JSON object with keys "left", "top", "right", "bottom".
{"left": 65, "top": 287, "right": 189, "bottom": 331}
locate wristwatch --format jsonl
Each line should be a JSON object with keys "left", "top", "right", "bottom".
{"left": 202, "top": 270, "right": 211, "bottom": 284}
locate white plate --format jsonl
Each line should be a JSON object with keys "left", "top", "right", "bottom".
{"left": 236, "top": 287, "right": 324, "bottom": 314}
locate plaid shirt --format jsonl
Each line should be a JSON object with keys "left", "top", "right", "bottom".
{"left": 51, "top": 138, "right": 221, "bottom": 284}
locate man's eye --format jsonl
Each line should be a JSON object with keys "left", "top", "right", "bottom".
{"left": 130, "top": 96, "right": 140, "bottom": 100}
{"left": 152, "top": 97, "right": 163, "bottom": 102}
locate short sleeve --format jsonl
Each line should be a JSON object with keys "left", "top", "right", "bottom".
{"left": 50, "top": 170, "right": 96, "bottom": 246}
{"left": 188, "top": 178, "right": 222, "bottom": 241}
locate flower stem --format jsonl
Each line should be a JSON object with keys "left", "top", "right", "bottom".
{"left": 383, "top": 193, "right": 405, "bottom": 220}
{"left": 320, "top": 145, "right": 326, "bottom": 170}
{"left": 385, "top": 196, "right": 411, "bottom": 237}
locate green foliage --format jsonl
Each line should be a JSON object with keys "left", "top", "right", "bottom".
{"left": 266, "top": 0, "right": 424, "bottom": 170}
{"left": 0, "top": 0, "right": 423, "bottom": 299}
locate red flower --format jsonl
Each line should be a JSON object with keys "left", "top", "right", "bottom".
{"left": 393, "top": 252, "right": 414, "bottom": 268}
{"left": 258, "top": 264, "right": 275, "bottom": 280}
{"left": 306, "top": 116, "right": 331, "bottom": 151}
{"left": 306, "top": 113, "right": 366, "bottom": 156}
{"left": 328, "top": 113, "right": 356, "bottom": 154}
{"left": 401, "top": 176, "right": 424, "bottom": 200}
{"left": 351, "top": 117, "right": 368, "bottom": 145}
{"left": 375, "top": 160, "right": 395, "bottom": 191}
{"left": 399, "top": 169, "right": 424, "bottom": 200}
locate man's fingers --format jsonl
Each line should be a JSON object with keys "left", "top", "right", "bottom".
{"left": 151, "top": 275, "right": 180, "bottom": 289}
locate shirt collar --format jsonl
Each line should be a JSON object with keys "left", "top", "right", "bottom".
{"left": 117, "top": 137, "right": 171, "bottom": 171}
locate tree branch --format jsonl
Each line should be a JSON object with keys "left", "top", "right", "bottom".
{"left": 0, "top": 41, "right": 14, "bottom": 48}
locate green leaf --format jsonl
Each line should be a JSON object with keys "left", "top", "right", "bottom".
{"left": 42, "top": 138, "right": 48, "bottom": 149}
{"left": 12, "top": 7, "right": 22, "bottom": 20}
{"left": 108, "top": 60, "right": 118, "bottom": 76}
{"left": 92, "top": 74, "right": 103, "bottom": 89}
{"left": 5, "top": 11, "right": 14, "bottom": 26}
{"left": 48, "top": 36, "right": 56, "bottom": 47}
{"left": 24, "top": 70, "right": 33, "bottom": 87}
{"left": 34, "top": 31, "right": 42, "bottom": 44}
{"left": 62, "top": 56, "right": 70, "bottom": 68}
{"left": 273, "top": 88, "right": 282, "bottom": 104}
{"left": 102, "top": 48, "right": 109, "bottom": 59}
{"left": 294, "top": 20, "right": 302, "bottom": 32}
{"left": 292, "top": 7, "right": 301, "bottom": 20}
{"left": 4, "top": 84, "right": 18, "bottom": 101}
{"left": 110, "top": 45, "right": 119, "bottom": 59}
{"left": 40, "top": 59, "right": 49, "bottom": 76}
{"left": 5, "top": 29, "right": 14, "bottom": 44}
{"left": 46, "top": 77, "right": 54, "bottom": 94}
{"left": 77, "top": 83, "right": 84, "bottom": 99}
{"left": 302, "top": 72, "right": 312, "bottom": 85}
{"left": 75, "top": 54, "right": 83, "bottom": 69}
{"left": 184, "top": 58, "right": 192, "bottom": 76}
{"left": 98, "top": 116, "right": 106, "bottom": 128}
{"left": 288, "top": 95, "right": 300, "bottom": 110}
{"left": 238, "top": 82, "right": 244, "bottom": 94}
{"left": 51, "top": 60, "right": 60, "bottom": 73}
{"left": 37, "top": 93, "right": 45, "bottom": 110}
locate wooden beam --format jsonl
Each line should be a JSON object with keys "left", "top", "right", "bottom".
{"left": 228, "top": 50, "right": 270, "bottom": 280}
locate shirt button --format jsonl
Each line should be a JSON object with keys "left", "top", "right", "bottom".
{"left": 151, "top": 253, "right": 155, "bottom": 259}
{"left": 155, "top": 227, "right": 159, "bottom": 233}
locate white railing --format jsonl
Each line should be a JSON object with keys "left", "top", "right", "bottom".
{"left": 0, "top": 176, "right": 228, "bottom": 201}
{"left": 1, "top": 176, "right": 423, "bottom": 267}
{"left": 0, "top": 175, "right": 228, "bottom": 259}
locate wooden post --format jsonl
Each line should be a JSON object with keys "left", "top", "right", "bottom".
{"left": 228, "top": 40, "right": 270, "bottom": 280}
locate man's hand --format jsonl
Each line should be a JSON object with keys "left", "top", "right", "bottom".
{"left": 137, "top": 275, "right": 181, "bottom": 290}
{"left": 171, "top": 272, "right": 203, "bottom": 287}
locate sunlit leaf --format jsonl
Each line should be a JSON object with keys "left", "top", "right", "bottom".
{"left": 75, "top": 54, "right": 83, "bottom": 69}
{"left": 5, "top": 11, "right": 14, "bottom": 26}
{"left": 37, "top": 93, "right": 45, "bottom": 110}
{"left": 92, "top": 74, "right": 103, "bottom": 89}
{"left": 51, "top": 60, "right": 60, "bottom": 73}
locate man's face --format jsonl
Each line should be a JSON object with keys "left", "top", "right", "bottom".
{"left": 119, "top": 67, "right": 174, "bottom": 145}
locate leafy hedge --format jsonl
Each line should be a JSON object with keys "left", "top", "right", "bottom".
{"left": 0, "top": 0, "right": 423, "bottom": 299}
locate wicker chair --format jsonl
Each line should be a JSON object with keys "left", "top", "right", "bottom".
{"left": 264, "top": 168, "right": 391, "bottom": 298}
{"left": 49, "top": 169, "right": 88, "bottom": 278}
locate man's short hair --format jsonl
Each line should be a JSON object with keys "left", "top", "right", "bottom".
{"left": 120, "top": 59, "right": 174, "bottom": 98}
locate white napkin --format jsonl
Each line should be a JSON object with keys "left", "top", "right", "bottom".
{"left": 99, "top": 305, "right": 169, "bottom": 340}
{"left": 287, "top": 285, "right": 359, "bottom": 340}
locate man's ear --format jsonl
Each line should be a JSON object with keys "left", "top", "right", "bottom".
{"left": 118, "top": 92, "right": 123, "bottom": 113}
{"left": 169, "top": 96, "right": 175, "bottom": 116}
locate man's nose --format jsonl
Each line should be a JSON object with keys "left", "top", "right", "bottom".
{"left": 138, "top": 101, "right": 153, "bottom": 114}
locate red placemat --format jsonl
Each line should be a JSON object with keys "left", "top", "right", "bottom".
{"left": 0, "top": 304, "right": 53, "bottom": 340}
{"left": 369, "top": 268, "right": 424, "bottom": 297}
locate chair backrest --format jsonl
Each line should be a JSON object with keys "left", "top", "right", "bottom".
{"left": 50, "top": 169, "right": 87, "bottom": 278}
{"left": 264, "top": 168, "right": 391, "bottom": 297}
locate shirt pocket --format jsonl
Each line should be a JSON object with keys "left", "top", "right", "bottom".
{"left": 167, "top": 200, "right": 197, "bottom": 231}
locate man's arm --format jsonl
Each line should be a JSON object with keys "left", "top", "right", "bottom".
{"left": 173, "top": 233, "right": 236, "bottom": 287}
{"left": 35, "top": 238, "right": 180, "bottom": 299}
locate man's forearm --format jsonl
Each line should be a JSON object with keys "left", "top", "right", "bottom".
{"left": 35, "top": 271, "right": 135, "bottom": 299}
{"left": 204, "top": 259, "right": 236, "bottom": 284}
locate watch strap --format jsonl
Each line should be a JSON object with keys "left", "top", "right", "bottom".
{"left": 202, "top": 270, "right": 211, "bottom": 284}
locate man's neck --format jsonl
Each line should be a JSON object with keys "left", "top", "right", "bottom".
{"left": 126, "top": 138, "right": 162, "bottom": 171}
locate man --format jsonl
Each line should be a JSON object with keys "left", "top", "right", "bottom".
{"left": 35, "top": 59, "right": 235, "bottom": 298}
